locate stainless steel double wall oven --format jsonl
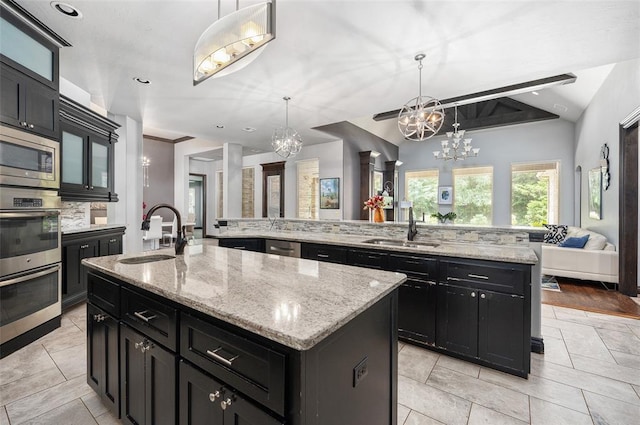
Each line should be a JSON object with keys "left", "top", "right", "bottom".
{"left": 0, "top": 124, "right": 62, "bottom": 357}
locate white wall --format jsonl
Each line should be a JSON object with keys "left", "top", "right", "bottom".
{"left": 398, "top": 119, "right": 576, "bottom": 225}
{"left": 575, "top": 58, "right": 640, "bottom": 247}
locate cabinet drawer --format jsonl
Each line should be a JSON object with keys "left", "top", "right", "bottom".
{"left": 348, "top": 249, "right": 388, "bottom": 269}
{"left": 389, "top": 254, "right": 437, "bottom": 279}
{"left": 180, "top": 313, "right": 285, "bottom": 416}
{"left": 87, "top": 272, "right": 120, "bottom": 318}
{"left": 440, "top": 260, "right": 527, "bottom": 295}
{"left": 121, "top": 287, "right": 177, "bottom": 351}
{"left": 301, "top": 243, "right": 347, "bottom": 264}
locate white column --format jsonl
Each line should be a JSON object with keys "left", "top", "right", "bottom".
{"left": 223, "top": 143, "right": 243, "bottom": 218}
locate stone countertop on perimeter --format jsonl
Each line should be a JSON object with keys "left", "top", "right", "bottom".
{"left": 62, "top": 223, "right": 126, "bottom": 235}
{"left": 215, "top": 231, "right": 539, "bottom": 265}
{"left": 82, "top": 241, "right": 406, "bottom": 351}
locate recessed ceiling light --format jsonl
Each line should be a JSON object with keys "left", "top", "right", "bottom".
{"left": 133, "top": 77, "right": 151, "bottom": 85}
{"left": 50, "top": 2, "right": 82, "bottom": 18}
{"left": 531, "top": 91, "right": 539, "bottom": 96}
{"left": 242, "top": 127, "right": 257, "bottom": 133}
{"left": 216, "top": 125, "right": 225, "bottom": 129}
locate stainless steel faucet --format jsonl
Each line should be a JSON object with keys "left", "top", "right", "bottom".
{"left": 408, "top": 207, "right": 418, "bottom": 241}
{"left": 142, "top": 204, "right": 188, "bottom": 255}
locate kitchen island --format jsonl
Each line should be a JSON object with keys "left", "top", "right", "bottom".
{"left": 83, "top": 240, "right": 406, "bottom": 424}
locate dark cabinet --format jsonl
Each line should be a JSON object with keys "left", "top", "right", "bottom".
{"left": 120, "top": 324, "right": 176, "bottom": 425}
{"left": 348, "top": 248, "right": 388, "bottom": 269}
{"left": 179, "top": 361, "right": 283, "bottom": 425}
{"left": 59, "top": 96, "right": 119, "bottom": 202}
{"left": 63, "top": 227, "right": 125, "bottom": 310}
{"left": 218, "top": 238, "right": 265, "bottom": 253}
{"left": 301, "top": 243, "right": 347, "bottom": 264}
{"left": 437, "top": 259, "right": 530, "bottom": 377}
{"left": 87, "top": 303, "right": 119, "bottom": 417}
{"left": 0, "top": 63, "right": 59, "bottom": 139}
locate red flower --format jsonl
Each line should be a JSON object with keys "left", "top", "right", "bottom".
{"left": 363, "top": 195, "right": 387, "bottom": 210}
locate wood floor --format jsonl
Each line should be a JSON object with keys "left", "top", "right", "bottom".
{"left": 542, "top": 277, "right": 640, "bottom": 319}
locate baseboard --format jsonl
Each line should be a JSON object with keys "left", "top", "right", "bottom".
{"left": 531, "top": 336, "right": 544, "bottom": 354}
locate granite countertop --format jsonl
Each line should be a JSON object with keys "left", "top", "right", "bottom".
{"left": 82, "top": 241, "right": 406, "bottom": 351}
{"left": 62, "top": 223, "right": 127, "bottom": 235}
{"left": 216, "top": 231, "right": 539, "bottom": 264}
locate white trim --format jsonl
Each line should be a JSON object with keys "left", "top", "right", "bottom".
{"left": 621, "top": 106, "right": 640, "bottom": 128}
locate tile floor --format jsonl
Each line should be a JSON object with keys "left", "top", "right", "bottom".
{"left": 1, "top": 303, "right": 639, "bottom": 424}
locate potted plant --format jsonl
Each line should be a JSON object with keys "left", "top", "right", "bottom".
{"left": 363, "top": 195, "right": 387, "bottom": 223}
{"left": 431, "top": 211, "right": 457, "bottom": 224}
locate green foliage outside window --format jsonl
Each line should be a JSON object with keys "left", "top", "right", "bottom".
{"left": 406, "top": 174, "right": 438, "bottom": 223}
{"left": 511, "top": 171, "right": 549, "bottom": 226}
{"left": 454, "top": 173, "right": 492, "bottom": 224}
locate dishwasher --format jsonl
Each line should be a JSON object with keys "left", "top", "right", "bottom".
{"left": 265, "top": 239, "right": 301, "bottom": 258}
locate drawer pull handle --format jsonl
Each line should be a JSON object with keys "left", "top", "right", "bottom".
{"left": 93, "top": 313, "right": 106, "bottom": 322}
{"left": 471, "top": 292, "right": 476, "bottom": 297}
{"left": 209, "top": 390, "right": 221, "bottom": 402}
{"left": 317, "top": 254, "right": 330, "bottom": 258}
{"left": 367, "top": 255, "right": 379, "bottom": 259}
{"left": 480, "top": 293, "right": 486, "bottom": 299}
{"left": 468, "top": 273, "right": 489, "bottom": 280}
{"left": 134, "top": 310, "right": 157, "bottom": 323}
{"left": 220, "top": 397, "right": 233, "bottom": 410}
{"left": 109, "top": 238, "right": 117, "bottom": 243}
{"left": 206, "top": 347, "right": 239, "bottom": 366}
{"left": 447, "top": 277, "right": 461, "bottom": 281}
{"left": 80, "top": 244, "right": 89, "bottom": 249}
{"left": 270, "top": 246, "right": 293, "bottom": 252}
{"left": 404, "top": 260, "right": 422, "bottom": 265}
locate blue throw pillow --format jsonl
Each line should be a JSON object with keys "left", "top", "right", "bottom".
{"left": 559, "top": 234, "right": 590, "bottom": 248}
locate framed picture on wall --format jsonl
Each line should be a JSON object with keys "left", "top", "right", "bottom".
{"left": 588, "top": 167, "right": 602, "bottom": 220}
{"left": 320, "top": 178, "right": 340, "bottom": 209}
{"left": 438, "top": 186, "right": 453, "bottom": 205}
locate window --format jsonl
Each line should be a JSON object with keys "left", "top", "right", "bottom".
{"left": 404, "top": 170, "right": 439, "bottom": 223}
{"left": 511, "top": 162, "right": 559, "bottom": 226}
{"left": 242, "top": 167, "right": 255, "bottom": 218}
{"left": 453, "top": 166, "right": 493, "bottom": 224}
{"left": 297, "top": 159, "right": 319, "bottom": 219}
{"left": 216, "top": 171, "right": 223, "bottom": 218}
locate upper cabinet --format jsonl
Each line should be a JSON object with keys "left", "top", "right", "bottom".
{"left": 0, "top": 2, "right": 68, "bottom": 140}
{"left": 59, "top": 96, "right": 120, "bottom": 202}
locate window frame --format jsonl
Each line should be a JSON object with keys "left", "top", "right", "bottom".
{"left": 452, "top": 166, "right": 494, "bottom": 225}
{"left": 510, "top": 161, "right": 560, "bottom": 226}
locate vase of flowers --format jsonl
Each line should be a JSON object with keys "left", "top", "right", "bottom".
{"left": 364, "top": 195, "right": 387, "bottom": 223}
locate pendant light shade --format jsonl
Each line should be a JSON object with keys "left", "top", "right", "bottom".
{"left": 398, "top": 54, "right": 444, "bottom": 141}
{"left": 193, "top": 1, "right": 275, "bottom": 85}
{"left": 272, "top": 96, "right": 302, "bottom": 158}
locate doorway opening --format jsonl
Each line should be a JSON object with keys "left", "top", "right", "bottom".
{"left": 189, "top": 174, "right": 206, "bottom": 240}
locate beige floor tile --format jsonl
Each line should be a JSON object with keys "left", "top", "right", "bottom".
{"left": 426, "top": 366, "right": 530, "bottom": 422}
{"left": 530, "top": 356, "right": 640, "bottom": 405}
{"left": 634, "top": 384, "right": 640, "bottom": 398}
{"left": 540, "top": 325, "right": 562, "bottom": 340}
{"left": 561, "top": 325, "right": 616, "bottom": 363}
{"left": 404, "top": 410, "right": 445, "bottom": 425}
{"left": 398, "top": 341, "right": 406, "bottom": 352}
{"left": 81, "top": 392, "right": 108, "bottom": 418}
{"left": 49, "top": 343, "right": 87, "bottom": 380}
{"left": 553, "top": 310, "right": 627, "bottom": 332}
{"left": 436, "top": 355, "right": 480, "bottom": 378}
{"left": 35, "top": 324, "right": 85, "bottom": 354}
{"left": 586, "top": 311, "right": 640, "bottom": 327}
{"left": 541, "top": 304, "right": 555, "bottom": 319}
{"left": 398, "top": 344, "right": 438, "bottom": 383}
{"left": 628, "top": 323, "right": 640, "bottom": 339}
{"left": 478, "top": 366, "right": 588, "bottom": 413}
{"left": 0, "top": 407, "right": 8, "bottom": 425}
{"left": 22, "top": 399, "right": 97, "bottom": 425}
{"left": 610, "top": 349, "right": 640, "bottom": 369}
{"left": 538, "top": 335, "right": 573, "bottom": 367}
{"left": 529, "top": 396, "right": 592, "bottom": 425}
{"left": 397, "top": 403, "right": 411, "bottom": 424}
{"left": 0, "top": 344, "right": 57, "bottom": 385}
{"left": 552, "top": 306, "right": 588, "bottom": 317}
{"left": 5, "top": 375, "right": 93, "bottom": 424}
{"left": 467, "top": 403, "right": 527, "bottom": 425}
{"left": 0, "top": 366, "right": 66, "bottom": 406}
{"left": 94, "top": 409, "right": 122, "bottom": 425}
{"left": 398, "top": 375, "right": 471, "bottom": 425}
{"left": 596, "top": 327, "right": 640, "bottom": 356}
{"left": 571, "top": 352, "right": 640, "bottom": 386}
{"left": 584, "top": 390, "right": 640, "bottom": 425}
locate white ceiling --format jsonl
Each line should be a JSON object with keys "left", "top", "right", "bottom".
{"left": 17, "top": 0, "right": 640, "bottom": 152}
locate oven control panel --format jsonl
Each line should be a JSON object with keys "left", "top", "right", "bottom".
{"left": 13, "top": 198, "right": 43, "bottom": 208}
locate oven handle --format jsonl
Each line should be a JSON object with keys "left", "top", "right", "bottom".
{"left": 0, "top": 211, "right": 60, "bottom": 218}
{"left": 0, "top": 264, "right": 60, "bottom": 287}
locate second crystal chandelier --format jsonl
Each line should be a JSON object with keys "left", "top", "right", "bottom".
{"left": 272, "top": 96, "right": 303, "bottom": 158}
{"left": 433, "top": 104, "right": 479, "bottom": 161}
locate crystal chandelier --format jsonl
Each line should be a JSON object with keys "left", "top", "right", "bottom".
{"left": 398, "top": 54, "right": 445, "bottom": 141}
{"left": 433, "top": 104, "right": 479, "bottom": 161}
{"left": 193, "top": 1, "right": 275, "bottom": 85}
{"left": 272, "top": 96, "right": 302, "bottom": 158}
{"left": 142, "top": 156, "right": 150, "bottom": 187}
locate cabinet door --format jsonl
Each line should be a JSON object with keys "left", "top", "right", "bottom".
{"left": 218, "top": 238, "right": 264, "bottom": 252}
{"left": 100, "top": 235, "right": 123, "bottom": 256}
{"left": 120, "top": 325, "right": 147, "bottom": 425}
{"left": 301, "top": 243, "right": 347, "bottom": 264}
{"left": 348, "top": 248, "right": 388, "bottom": 269}
{"left": 179, "top": 361, "right": 224, "bottom": 425}
{"left": 60, "top": 121, "right": 88, "bottom": 191}
{"left": 436, "top": 284, "right": 478, "bottom": 357}
{"left": 145, "top": 340, "right": 176, "bottom": 425}
{"left": 23, "top": 80, "right": 58, "bottom": 139}
{"left": 87, "top": 304, "right": 104, "bottom": 394}
{"left": 87, "top": 304, "right": 120, "bottom": 417}
{"left": 63, "top": 239, "right": 99, "bottom": 309}
{"left": 398, "top": 278, "right": 437, "bottom": 345}
{"left": 0, "top": 63, "right": 23, "bottom": 128}
{"left": 478, "top": 291, "right": 525, "bottom": 372}
{"left": 225, "top": 392, "right": 284, "bottom": 425}
{"left": 89, "top": 135, "right": 113, "bottom": 197}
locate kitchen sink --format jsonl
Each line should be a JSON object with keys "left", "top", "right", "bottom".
{"left": 362, "top": 239, "right": 439, "bottom": 248}
{"left": 118, "top": 254, "right": 175, "bottom": 264}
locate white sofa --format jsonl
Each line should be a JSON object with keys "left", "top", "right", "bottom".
{"left": 541, "top": 226, "right": 618, "bottom": 285}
